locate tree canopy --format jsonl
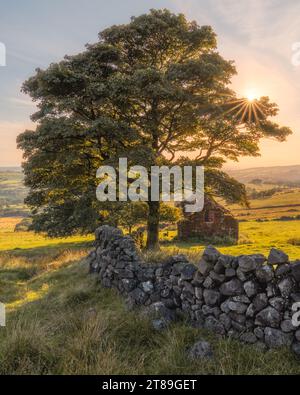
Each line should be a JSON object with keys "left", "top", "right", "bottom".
{"left": 17, "top": 9, "right": 292, "bottom": 248}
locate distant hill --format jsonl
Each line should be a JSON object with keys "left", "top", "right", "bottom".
{"left": 227, "top": 165, "right": 300, "bottom": 185}
{"left": 0, "top": 167, "right": 28, "bottom": 216}
{"left": 0, "top": 166, "right": 22, "bottom": 172}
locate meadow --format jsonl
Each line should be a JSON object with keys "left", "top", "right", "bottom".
{"left": 229, "top": 187, "right": 300, "bottom": 221}
{"left": 1, "top": 217, "right": 300, "bottom": 374}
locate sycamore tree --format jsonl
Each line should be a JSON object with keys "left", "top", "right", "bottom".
{"left": 17, "top": 9, "right": 292, "bottom": 249}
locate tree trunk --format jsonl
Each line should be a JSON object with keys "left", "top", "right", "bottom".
{"left": 146, "top": 200, "right": 160, "bottom": 250}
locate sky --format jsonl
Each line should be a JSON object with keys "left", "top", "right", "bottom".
{"left": 1, "top": 0, "right": 300, "bottom": 169}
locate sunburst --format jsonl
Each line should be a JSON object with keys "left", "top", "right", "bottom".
{"left": 222, "top": 94, "right": 265, "bottom": 123}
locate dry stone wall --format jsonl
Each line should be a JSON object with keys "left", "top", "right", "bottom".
{"left": 87, "top": 225, "right": 300, "bottom": 356}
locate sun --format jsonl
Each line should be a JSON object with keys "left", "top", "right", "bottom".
{"left": 245, "top": 90, "right": 259, "bottom": 102}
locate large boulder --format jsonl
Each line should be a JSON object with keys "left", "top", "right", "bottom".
{"left": 202, "top": 246, "right": 221, "bottom": 264}
{"left": 255, "top": 265, "right": 274, "bottom": 283}
{"left": 268, "top": 248, "right": 289, "bottom": 266}
{"left": 255, "top": 307, "right": 281, "bottom": 328}
{"left": 180, "top": 264, "right": 197, "bottom": 281}
{"left": 198, "top": 259, "right": 213, "bottom": 276}
{"left": 278, "top": 277, "right": 295, "bottom": 298}
{"left": 244, "top": 280, "right": 259, "bottom": 298}
{"left": 188, "top": 340, "right": 214, "bottom": 360}
{"left": 203, "top": 289, "right": 220, "bottom": 307}
{"left": 220, "top": 279, "right": 243, "bottom": 296}
{"left": 238, "top": 255, "right": 258, "bottom": 273}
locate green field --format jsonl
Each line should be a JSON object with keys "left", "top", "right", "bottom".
{"left": 229, "top": 187, "right": 300, "bottom": 221}
{"left": 1, "top": 217, "right": 300, "bottom": 374}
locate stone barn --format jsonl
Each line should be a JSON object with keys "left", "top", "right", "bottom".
{"left": 177, "top": 196, "right": 239, "bottom": 241}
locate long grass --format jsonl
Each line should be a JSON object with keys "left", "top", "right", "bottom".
{"left": 1, "top": 252, "right": 300, "bottom": 375}
{"left": 0, "top": 231, "right": 300, "bottom": 374}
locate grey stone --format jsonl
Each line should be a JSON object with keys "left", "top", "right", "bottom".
{"left": 238, "top": 255, "right": 258, "bottom": 272}
{"left": 250, "top": 254, "right": 266, "bottom": 265}
{"left": 188, "top": 340, "right": 214, "bottom": 360}
{"left": 278, "top": 277, "right": 295, "bottom": 298}
{"left": 246, "top": 303, "right": 255, "bottom": 318}
{"left": 232, "top": 295, "right": 251, "bottom": 304}
{"left": 220, "top": 279, "right": 243, "bottom": 296}
{"left": 236, "top": 268, "right": 248, "bottom": 281}
{"left": 203, "top": 276, "right": 214, "bottom": 289}
{"left": 225, "top": 268, "right": 236, "bottom": 278}
{"left": 231, "top": 320, "right": 246, "bottom": 332}
{"left": 209, "top": 271, "right": 225, "bottom": 284}
{"left": 244, "top": 280, "right": 259, "bottom": 298}
{"left": 182, "top": 281, "right": 194, "bottom": 295}
{"left": 268, "top": 248, "right": 289, "bottom": 266}
{"left": 291, "top": 293, "right": 300, "bottom": 302}
{"left": 291, "top": 260, "right": 300, "bottom": 282}
{"left": 281, "top": 320, "right": 295, "bottom": 333}
{"left": 191, "top": 271, "right": 204, "bottom": 287}
{"left": 254, "top": 327, "right": 264, "bottom": 340}
{"left": 266, "top": 283, "right": 277, "bottom": 298}
{"left": 296, "top": 330, "right": 300, "bottom": 342}
{"left": 240, "top": 332, "right": 257, "bottom": 344}
{"left": 256, "top": 265, "right": 274, "bottom": 283}
{"left": 217, "top": 254, "right": 234, "bottom": 268}
{"left": 180, "top": 264, "right": 197, "bottom": 281}
{"left": 202, "top": 246, "right": 221, "bottom": 263}
{"left": 292, "top": 342, "right": 300, "bottom": 357}
{"left": 146, "top": 302, "right": 175, "bottom": 322}
{"left": 198, "top": 259, "right": 213, "bottom": 276}
{"left": 255, "top": 307, "right": 281, "bottom": 328}
{"left": 253, "top": 293, "right": 268, "bottom": 312}
{"left": 203, "top": 289, "right": 220, "bottom": 307}
{"left": 219, "top": 313, "right": 232, "bottom": 331}
{"left": 220, "top": 299, "right": 231, "bottom": 314}
{"left": 194, "top": 310, "right": 205, "bottom": 324}
{"left": 228, "top": 329, "right": 240, "bottom": 339}
{"left": 264, "top": 327, "right": 293, "bottom": 348}
{"left": 204, "top": 316, "right": 225, "bottom": 335}
{"left": 152, "top": 319, "right": 169, "bottom": 331}
{"left": 202, "top": 305, "right": 221, "bottom": 318}
{"left": 121, "top": 278, "right": 137, "bottom": 292}
{"left": 275, "top": 264, "right": 291, "bottom": 278}
{"left": 269, "top": 297, "right": 285, "bottom": 312}
{"left": 214, "top": 260, "right": 225, "bottom": 274}
{"left": 228, "top": 301, "right": 248, "bottom": 314}
{"left": 195, "top": 287, "right": 203, "bottom": 300}
{"left": 229, "top": 312, "right": 246, "bottom": 324}
{"left": 141, "top": 281, "right": 154, "bottom": 293}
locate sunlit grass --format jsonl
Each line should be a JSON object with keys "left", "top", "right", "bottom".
{"left": 0, "top": 218, "right": 93, "bottom": 252}
{"left": 1, "top": 248, "right": 299, "bottom": 374}
{"left": 0, "top": 217, "right": 300, "bottom": 374}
